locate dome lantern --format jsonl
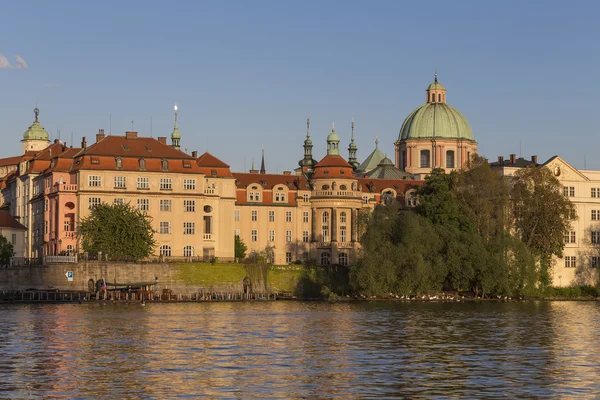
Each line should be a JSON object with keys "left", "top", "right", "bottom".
{"left": 426, "top": 73, "right": 447, "bottom": 104}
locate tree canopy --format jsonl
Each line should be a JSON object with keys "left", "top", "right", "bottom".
{"left": 235, "top": 235, "right": 247, "bottom": 260}
{"left": 77, "top": 202, "right": 156, "bottom": 260}
{"left": 0, "top": 235, "right": 15, "bottom": 265}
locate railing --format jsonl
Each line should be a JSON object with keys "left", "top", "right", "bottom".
{"left": 48, "top": 184, "right": 78, "bottom": 194}
{"left": 204, "top": 188, "right": 215, "bottom": 194}
{"left": 316, "top": 242, "right": 355, "bottom": 249}
{"left": 9, "top": 257, "right": 44, "bottom": 267}
{"left": 316, "top": 242, "right": 331, "bottom": 248}
{"left": 44, "top": 255, "right": 77, "bottom": 264}
{"left": 313, "top": 190, "right": 359, "bottom": 198}
{"left": 203, "top": 233, "right": 213, "bottom": 240}
{"left": 338, "top": 242, "right": 355, "bottom": 249}
{"left": 64, "top": 231, "right": 76, "bottom": 238}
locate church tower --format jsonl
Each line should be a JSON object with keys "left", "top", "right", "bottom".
{"left": 171, "top": 105, "right": 181, "bottom": 150}
{"left": 21, "top": 108, "right": 50, "bottom": 153}
{"left": 348, "top": 117, "right": 359, "bottom": 170}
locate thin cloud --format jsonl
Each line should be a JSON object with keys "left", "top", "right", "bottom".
{"left": 0, "top": 54, "right": 29, "bottom": 69}
{"left": 44, "top": 83, "right": 61, "bottom": 87}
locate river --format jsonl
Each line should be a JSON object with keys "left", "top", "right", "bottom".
{"left": 0, "top": 301, "right": 599, "bottom": 398}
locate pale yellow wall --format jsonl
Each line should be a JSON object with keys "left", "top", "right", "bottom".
{"left": 0, "top": 227, "right": 25, "bottom": 258}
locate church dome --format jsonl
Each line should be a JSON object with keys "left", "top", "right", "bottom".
{"left": 22, "top": 108, "right": 49, "bottom": 142}
{"left": 398, "top": 77, "right": 474, "bottom": 142}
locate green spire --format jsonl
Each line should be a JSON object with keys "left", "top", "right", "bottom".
{"left": 171, "top": 104, "right": 180, "bottom": 150}
{"left": 299, "top": 117, "right": 316, "bottom": 170}
{"left": 326, "top": 122, "right": 340, "bottom": 156}
{"left": 348, "top": 117, "right": 359, "bottom": 169}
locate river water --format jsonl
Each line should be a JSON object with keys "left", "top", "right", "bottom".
{"left": 0, "top": 301, "right": 599, "bottom": 399}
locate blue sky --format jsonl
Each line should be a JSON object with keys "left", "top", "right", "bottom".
{"left": 1, "top": 0, "right": 599, "bottom": 171}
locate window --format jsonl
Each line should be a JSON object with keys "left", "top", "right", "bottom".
{"left": 184, "top": 200, "right": 195, "bottom": 212}
{"left": 88, "top": 175, "right": 101, "bottom": 187}
{"left": 160, "top": 199, "right": 172, "bottom": 212}
{"left": 160, "top": 222, "right": 171, "bottom": 234}
{"left": 592, "top": 256, "right": 600, "bottom": 268}
{"left": 159, "top": 245, "right": 171, "bottom": 257}
{"left": 137, "top": 177, "right": 149, "bottom": 189}
{"left": 340, "top": 212, "right": 347, "bottom": 225}
{"left": 303, "top": 212, "right": 309, "bottom": 223}
{"left": 564, "top": 231, "right": 576, "bottom": 244}
{"left": 275, "top": 191, "right": 286, "bottom": 202}
{"left": 406, "top": 190, "right": 418, "bottom": 207}
{"left": 593, "top": 188, "right": 600, "bottom": 198}
{"left": 184, "top": 222, "right": 195, "bottom": 235}
{"left": 563, "top": 186, "right": 575, "bottom": 197}
{"left": 160, "top": 178, "right": 172, "bottom": 190}
{"left": 565, "top": 256, "right": 576, "bottom": 268}
{"left": 161, "top": 159, "right": 169, "bottom": 171}
{"left": 593, "top": 210, "right": 600, "bottom": 221}
{"left": 322, "top": 211, "right": 329, "bottom": 242}
{"left": 249, "top": 191, "right": 261, "bottom": 202}
{"left": 234, "top": 209, "right": 240, "bottom": 221}
{"left": 234, "top": 229, "right": 240, "bottom": 237}
{"left": 592, "top": 231, "right": 600, "bottom": 245}
{"left": 303, "top": 231, "right": 309, "bottom": 243}
{"left": 339, "top": 253, "right": 348, "bottom": 266}
{"left": 45, "top": 199, "right": 48, "bottom": 212}
{"left": 11, "top": 234, "right": 16, "bottom": 245}
{"left": 286, "top": 252, "right": 292, "bottom": 264}
{"left": 322, "top": 212, "right": 329, "bottom": 224}
{"left": 139, "top": 158, "right": 146, "bottom": 170}
{"left": 64, "top": 220, "right": 70, "bottom": 232}
{"left": 286, "top": 230, "right": 292, "bottom": 242}
{"left": 420, "top": 150, "right": 431, "bottom": 168}
{"left": 446, "top": 150, "right": 455, "bottom": 168}
{"left": 183, "top": 246, "right": 194, "bottom": 257}
{"left": 44, "top": 221, "right": 48, "bottom": 234}
{"left": 114, "top": 176, "right": 126, "bottom": 189}
{"left": 320, "top": 252, "right": 331, "bottom": 266}
{"left": 286, "top": 211, "right": 292, "bottom": 222}
{"left": 137, "top": 198, "right": 149, "bottom": 211}
{"left": 363, "top": 196, "right": 369, "bottom": 204}
{"left": 114, "top": 198, "right": 125, "bottom": 205}
{"left": 268, "top": 210, "right": 275, "bottom": 222}
{"left": 184, "top": 179, "right": 196, "bottom": 190}
{"left": 251, "top": 229, "right": 258, "bottom": 242}
{"left": 88, "top": 197, "right": 101, "bottom": 210}
{"left": 269, "top": 230, "right": 275, "bottom": 242}
{"left": 115, "top": 157, "right": 122, "bottom": 169}
{"left": 303, "top": 194, "right": 310, "bottom": 202}
{"left": 252, "top": 210, "right": 258, "bottom": 222}
{"left": 340, "top": 226, "right": 347, "bottom": 242}
{"left": 203, "top": 216, "right": 212, "bottom": 235}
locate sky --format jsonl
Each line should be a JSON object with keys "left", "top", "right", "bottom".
{"left": 1, "top": 0, "right": 599, "bottom": 172}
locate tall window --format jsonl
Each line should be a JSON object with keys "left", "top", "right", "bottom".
{"left": 303, "top": 231, "right": 309, "bottom": 243}
{"left": 251, "top": 230, "right": 258, "bottom": 242}
{"left": 114, "top": 198, "right": 125, "bottom": 205}
{"left": 160, "top": 199, "right": 172, "bottom": 212}
{"left": 160, "top": 222, "right": 171, "bottom": 234}
{"left": 420, "top": 150, "right": 431, "bottom": 168}
{"left": 592, "top": 256, "right": 600, "bottom": 268}
{"left": 286, "top": 230, "right": 292, "bottom": 242}
{"left": 593, "top": 210, "right": 599, "bottom": 221}
{"left": 114, "top": 176, "right": 126, "bottom": 189}
{"left": 203, "top": 216, "right": 212, "bottom": 235}
{"left": 252, "top": 210, "right": 258, "bottom": 221}
{"left": 139, "top": 158, "right": 146, "bottom": 170}
{"left": 320, "top": 252, "right": 331, "bottom": 266}
{"left": 340, "top": 226, "right": 347, "bottom": 242}
{"left": 137, "top": 177, "right": 149, "bottom": 189}
{"left": 137, "top": 198, "right": 149, "bottom": 211}
{"left": 286, "top": 211, "right": 292, "bottom": 222}
{"left": 234, "top": 229, "right": 240, "bottom": 237}
{"left": 183, "top": 246, "right": 194, "bottom": 257}
{"left": 303, "top": 211, "right": 309, "bottom": 223}
{"left": 446, "top": 150, "right": 455, "bottom": 168}
{"left": 339, "top": 253, "right": 348, "bottom": 266}
{"left": 159, "top": 245, "right": 171, "bottom": 257}
{"left": 160, "top": 178, "right": 172, "bottom": 190}
{"left": 88, "top": 197, "right": 101, "bottom": 210}
{"left": 269, "top": 210, "right": 275, "bottom": 222}
{"left": 592, "top": 231, "right": 600, "bottom": 245}
{"left": 184, "top": 222, "right": 195, "bottom": 235}
{"left": 322, "top": 211, "right": 329, "bottom": 242}
{"left": 564, "top": 231, "right": 576, "bottom": 244}
{"left": 565, "top": 256, "right": 576, "bottom": 268}
{"left": 184, "top": 200, "right": 195, "bottom": 212}
{"left": 161, "top": 159, "right": 169, "bottom": 171}
{"left": 234, "top": 209, "right": 240, "bottom": 221}
{"left": 115, "top": 157, "right": 123, "bottom": 169}
{"left": 275, "top": 191, "right": 286, "bottom": 202}
{"left": 563, "top": 186, "right": 575, "bottom": 197}
{"left": 340, "top": 212, "right": 347, "bottom": 225}
{"left": 286, "top": 252, "right": 292, "bottom": 264}
{"left": 184, "top": 179, "right": 196, "bottom": 190}
{"left": 88, "top": 175, "right": 101, "bottom": 187}
{"left": 303, "top": 194, "right": 310, "bottom": 202}
{"left": 268, "top": 230, "right": 275, "bottom": 242}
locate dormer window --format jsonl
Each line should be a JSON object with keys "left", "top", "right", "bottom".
{"left": 161, "top": 159, "right": 168, "bottom": 171}
{"left": 91, "top": 156, "right": 100, "bottom": 164}
{"left": 115, "top": 157, "right": 123, "bottom": 169}
{"left": 139, "top": 158, "right": 146, "bottom": 170}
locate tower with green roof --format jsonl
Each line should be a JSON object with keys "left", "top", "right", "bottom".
{"left": 298, "top": 117, "right": 316, "bottom": 173}
{"left": 326, "top": 122, "right": 340, "bottom": 156}
{"left": 394, "top": 74, "right": 477, "bottom": 178}
{"left": 348, "top": 118, "right": 360, "bottom": 170}
{"left": 21, "top": 108, "right": 50, "bottom": 153}
{"left": 171, "top": 105, "right": 181, "bottom": 150}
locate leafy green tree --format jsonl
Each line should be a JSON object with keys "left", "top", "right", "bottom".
{"left": 77, "top": 202, "right": 156, "bottom": 260}
{"left": 510, "top": 166, "right": 576, "bottom": 287}
{"left": 0, "top": 235, "right": 15, "bottom": 265}
{"left": 235, "top": 235, "right": 247, "bottom": 260}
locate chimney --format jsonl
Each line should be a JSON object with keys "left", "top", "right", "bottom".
{"left": 157, "top": 136, "right": 167, "bottom": 145}
{"left": 191, "top": 151, "right": 198, "bottom": 158}
{"left": 509, "top": 154, "right": 516, "bottom": 165}
{"left": 96, "top": 129, "right": 105, "bottom": 143}
{"left": 531, "top": 155, "right": 538, "bottom": 164}
{"left": 125, "top": 131, "right": 138, "bottom": 140}
{"left": 283, "top": 171, "right": 291, "bottom": 176}
{"left": 81, "top": 136, "right": 87, "bottom": 149}
{"left": 498, "top": 156, "right": 504, "bottom": 165}
{"left": 54, "top": 138, "right": 60, "bottom": 144}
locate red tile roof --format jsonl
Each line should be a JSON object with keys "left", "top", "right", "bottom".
{"left": 233, "top": 173, "right": 309, "bottom": 190}
{"left": 0, "top": 210, "right": 26, "bottom": 230}
{"left": 197, "top": 152, "right": 230, "bottom": 168}
{"left": 82, "top": 135, "right": 193, "bottom": 159}
{"left": 0, "top": 156, "right": 23, "bottom": 167}
{"left": 314, "top": 155, "right": 353, "bottom": 168}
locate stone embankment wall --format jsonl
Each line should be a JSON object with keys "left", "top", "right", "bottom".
{"left": 0, "top": 262, "right": 303, "bottom": 295}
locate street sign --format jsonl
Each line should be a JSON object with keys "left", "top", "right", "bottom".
{"left": 65, "top": 271, "right": 73, "bottom": 282}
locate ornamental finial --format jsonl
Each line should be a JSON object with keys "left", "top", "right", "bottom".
{"left": 34, "top": 107, "right": 39, "bottom": 122}
{"left": 306, "top": 116, "right": 310, "bottom": 138}
{"left": 332, "top": 121, "right": 335, "bottom": 131}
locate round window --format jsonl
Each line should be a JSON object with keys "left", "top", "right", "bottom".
{"left": 204, "top": 205, "right": 213, "bottom": 213}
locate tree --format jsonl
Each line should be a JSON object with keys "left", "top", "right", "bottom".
{"left": 510, "top": 166, "right": 576, "bottom": 286}
{"left": 0, "top": 235, "right": 15, "bottom": 266}
{"left": 235, "top": 235, "right": 247, "bottom": 260}
{"left": 77, "top": 202, "right": 156, "bottom": 260}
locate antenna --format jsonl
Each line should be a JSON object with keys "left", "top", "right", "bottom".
{"left": 57, "top": 129, "right": 61, "bottom": 141}
{"left": 150, "top": 116, "right": 153, "bottom": 136}
{"left": 109, "top": 114, "right": 112, "bottom": 135}
{"left": 70, "top": 132, "right": 73, "bottom": 147}
{"left": 131, "top": 120, "right": 134, "bottom": 131}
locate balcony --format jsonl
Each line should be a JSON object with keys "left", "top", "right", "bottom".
{"left": 313, "top": 190, "right": 358, "bottom": 198}
{"left": 64, "top": 231, "right": 76, "bottom": 238}
{"left": 203, "top": 233, "right": 213, "bottom": 240}
{"left": 204, "top": 188, "right": 215, "bottom": 195}
{"left": 47, "top": 184, "right": 78, "bottom": 195}
{"left": 316, "top": 242, "right": 355, "bottom": 249}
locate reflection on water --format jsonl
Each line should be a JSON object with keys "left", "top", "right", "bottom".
{"left": 0, "top": 301, "right": 599, "bottom": 398}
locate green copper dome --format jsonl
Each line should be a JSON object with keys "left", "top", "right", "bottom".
{"left": 398, "top": 103, "right": 473, "bottom": 141}
{"left": 22, "top": 108, "right": 50, "bottom": 141}
{"left": 427, "top": 81, "right": 446, "bottom": 90}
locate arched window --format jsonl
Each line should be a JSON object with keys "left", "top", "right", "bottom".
{"left": 420, "top": 150, "right": 431, "bottom": 168}
{"left": 339, "top": 253, "right": 348, "bottom": 266}
{"left": 382, "top": 190, "right": 395, "bottom": 205}
{"left": 322, "top": 211, "right": 330, "bottom": 242}
{"left": 183, "top": 246, "right": 194, "bottom": 257}
{"left": 320, "top": 252, "right": 331, "bottom": 266}
{"left": 438, "top": 93, "right": 442, "bottom": 102}
{"left": 406, "top": 190, "right": 418, "bottom": 207}
{"left": 161, "top": 159, "right": 168, "bottom": 171}
{"left": 159, "top": 245, "right": 171, "bottom": 257}
{"left": 446, "top": 150, "right": 455, "bottom": 168}
{"left": 139, "top": 158, "right": 146, "bottom": 170}
{"left": 66, "top": 245, "right": 74, "bottom": 254}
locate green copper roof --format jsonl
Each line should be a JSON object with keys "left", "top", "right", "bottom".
{"left": 358, "top": 141, "right": 385, "bottom": 172}
{"left": 171, "top": 125, "right": 180, "bottom": 139}
{"left": 326, "top": 124, "right": 340, "bottom": 156}
{"left": 364, "top": 157, "right": 413, "bottom": 180}
{"left": 398, "top": 103, "right": 473, "bottom": 141}
{"left": 22, "top": 108, "right": 49, "bottom": 142}
{"left": 427, "top": 81, "right": 446, "bottom": 90}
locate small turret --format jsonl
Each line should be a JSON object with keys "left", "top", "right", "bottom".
{"left": 298, "top": 117, "right": 316, "bottom": 172}
{"left": 171, "top": 105, "right": 181, "bottom": 150}
{"left": 326, "top": 122, "right": 340, "bottom": 156}
{"left": 348, "top": 117, "right": 360, "bottom": 170}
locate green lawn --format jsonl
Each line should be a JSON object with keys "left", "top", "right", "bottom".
{"left": 266, "top": 268, "right": 302, "bottom": 293}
